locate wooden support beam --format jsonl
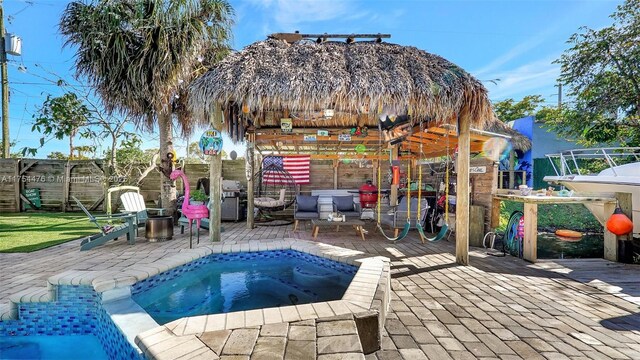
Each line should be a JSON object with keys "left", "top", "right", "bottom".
{"left": 523, "top": 202, "right": 538, "bottom": 262}
{"left": 604, "top": 201, "right": 617, "bottom": 261}
{"left": 14, "top": 159, "right": 20, "bottom": 212}
{"left": 246, "top": 138, "right": 255, "bottom": 229}
{"left": 62, "top": 162, "right": 70, "bottom": 212}
{"left": 390, "top": 145, "right": 399, "bottom": 207}
{"left": 210, "top": 113, "right": 223, "bottom": 242}
{"left": 455, "top": 112, "right": 470, "bottom": 266}
{"left": 333, "top": 159, "right": 338, "bottom": 189}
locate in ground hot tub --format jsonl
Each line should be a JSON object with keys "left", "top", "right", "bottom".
{"left": 131, "top": 250, "right": 356, "bottom": 324}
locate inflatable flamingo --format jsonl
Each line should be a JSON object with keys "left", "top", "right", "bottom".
{"left": 170, "top": 169, "right": 209, "bottom": 248}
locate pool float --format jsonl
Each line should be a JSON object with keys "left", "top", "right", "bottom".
{"left": 555, "top": 229, "right": 583, "bottom": 239}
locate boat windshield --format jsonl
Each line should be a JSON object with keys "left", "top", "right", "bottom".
{"left": 545, "top": 147, "right": 640, "bottom": 176}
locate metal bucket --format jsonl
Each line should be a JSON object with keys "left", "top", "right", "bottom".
{"left": 145, "top": 216, "right": 174, "bottom": 242}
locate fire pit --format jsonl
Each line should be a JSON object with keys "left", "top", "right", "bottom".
{"left": 145, "top": 216, "right": 174, "bottom": 242}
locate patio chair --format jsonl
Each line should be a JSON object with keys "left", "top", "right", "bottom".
{"left": 380, "top": 196, "right": 429, "bottom": 237}
{"left": 119, "top": 191, "right": 165, "bottom": 228}
{"left": 332, "top": 195, "right": 361, "bottom": 219}
{"left": 71, "top": 196, "right": 136, "bottom": 251}
{"left": 293, "top": 195, "right": 319, "bottom": 231}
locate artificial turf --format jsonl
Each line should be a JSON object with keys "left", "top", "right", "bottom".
{"left": 0, "top": 212, "right": 98, "bottom": 253}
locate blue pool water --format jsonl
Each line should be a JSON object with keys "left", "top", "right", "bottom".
{"left": 132, "top": 250, "right": 356, "bottom": 324}
{"left": 0, "top": 286, "right": 140, "bottom": 360}
{"left": 0, "top": 335, "right": 109, "bottom": 360}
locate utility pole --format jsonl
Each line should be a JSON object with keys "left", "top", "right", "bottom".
{"left": 0, "top": 1, "right": 9, "bottom": 158}
{"left": 557, "top": 83, "right": 562, "bottom": 111}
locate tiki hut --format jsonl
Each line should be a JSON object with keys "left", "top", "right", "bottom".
{"left": 189, "top": 34, "right": 512, "bottom": 265}
{"left": 191, "top": 37, "right": 494, "bottom": 131}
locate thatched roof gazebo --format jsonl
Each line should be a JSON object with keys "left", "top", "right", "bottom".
{"left": 191, "top": 36, "right": 494, "bottom": 130}
{"left": 190, "top": 33, "right": 507, "bottom": 265}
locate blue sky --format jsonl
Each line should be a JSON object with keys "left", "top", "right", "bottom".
{"left": 2, "top": 0, "right": 624, "bottom": 158}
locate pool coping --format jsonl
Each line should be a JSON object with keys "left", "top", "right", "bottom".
{"left": 2, "top": 239, "right": 391, "bottom": 358}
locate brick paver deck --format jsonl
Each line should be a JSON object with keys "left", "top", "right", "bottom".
{"left": 1, "top": 221, "right": 639, "bottom": 359}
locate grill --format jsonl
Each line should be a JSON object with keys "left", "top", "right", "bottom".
{"left": 222, "top": 180, "right": 247, "bottom": 221}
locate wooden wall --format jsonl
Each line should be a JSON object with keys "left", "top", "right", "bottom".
{"left": 1, "top": 157, "right": 498, "bottom": 234}
{"left": 0, "top": 159, "right": 106, "bottom": 212}
{"left": 0, "top": 159, "right": 249, "bottom": 213}
{"left": 0, "top": 159, "right": 19, "bottom": 212}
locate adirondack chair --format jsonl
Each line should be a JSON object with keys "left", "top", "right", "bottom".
{"left": 72, "top": 196, "right": 136, "bottom": 251}
{"left": 119, "top": 192, "right": 165, "bottom": 227}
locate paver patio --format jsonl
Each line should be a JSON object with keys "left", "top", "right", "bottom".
{"left": 1, "top": 221, "right": 639, "bottom": 359}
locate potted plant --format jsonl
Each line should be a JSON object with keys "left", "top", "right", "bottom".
{"left": 190, "top": 189, "right": 208, "bottom": 205}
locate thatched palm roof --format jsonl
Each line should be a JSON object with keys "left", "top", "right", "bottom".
{"left": 189, "top": 38, "right": 495, "bottom": 129}
{"left": 485, "top": 121, "right": 532, "bottom": 152}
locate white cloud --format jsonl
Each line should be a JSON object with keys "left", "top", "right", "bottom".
{"left": 244, "top": 0, "right": 359, "bottom": 29}
{"left": 479, "top": 55, "right": 561, "bottom": 100}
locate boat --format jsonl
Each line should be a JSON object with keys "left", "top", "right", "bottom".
{"left": 543, "top": 147, "right": 639, "bottom": 239}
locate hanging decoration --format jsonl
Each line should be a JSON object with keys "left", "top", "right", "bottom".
{"left": 606, "top": 207, "right": 633, "bottom": 235}
{"left": 199, "top": 128, "right": 223, "bottom": 155}
{"left": 349, "top": 126, "right": 368, "bottom": 137}
{"left": 280, "top": 118, "right": 293, "bottom": 133}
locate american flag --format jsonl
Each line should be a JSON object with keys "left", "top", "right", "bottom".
{"left": 262, "top": 155, "right": 310, "bottom": 185}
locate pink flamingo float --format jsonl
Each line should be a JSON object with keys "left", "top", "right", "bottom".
{"left": 170, "top": 169, "right": 209, "bottom": 248}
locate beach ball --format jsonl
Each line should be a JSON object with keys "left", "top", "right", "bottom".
{"left": 606, "top": 208, "right": 633, "bottom": 235}
{"left": 482, "top": 137, "right": 512, "bottom": 161}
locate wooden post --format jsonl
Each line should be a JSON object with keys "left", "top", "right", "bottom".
{"left": 246, "top": 136, "right": 255, "bottom": 229}
{"left": 490, "top": 197, "right": 501, "bottom": 229}
{"left": 615, "top": 192, "right": 633, "bottom": 263}
{"left": 389, "top": 145, "right": 398, "bottom": 206}
{"left": 508, "top": 151, "right": 515, "bottom": 189}
{"left": 603, "top": 201, "right": 617, "bottom": 261}
{"left": 209, "top": 112, "right": 223, "bottom": 242}
{"left": 333, "top": 159, "right": 338, "bottom": 189}
{"left": 523, "top": 202, "right": 538, "bottom": 262}
{"left": 62, "top": 162, "right": 70, "bottom": 212}
{"left": 14, "top": 159, "right": 20, "bottom": 212}
{"left": 456, "top": 112, "right": 470, "bottom": 265}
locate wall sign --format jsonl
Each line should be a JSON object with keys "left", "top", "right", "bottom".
{"left": 470, "top": 166, "right": 487, "bottom": 174}
{"left": 199, "top": 128, "right": 223, "bottom": 155}
{"left": 338, "top": 134, "right": 351, "bottom": 141}
{"left": 317, "top": 130, "right": 329, "bottom": 136}
{"left": 280, "top": 118, "right": 292, "bottom": 133}
{"left": 22, "top": 188, "right": 41, "bottom": 209}
{"left": 304, "top": 134, "right": 317, "bottom": 142}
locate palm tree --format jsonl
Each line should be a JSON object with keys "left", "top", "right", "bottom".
{"left": 60, "top": 0, "right": 234, "bottom": 215}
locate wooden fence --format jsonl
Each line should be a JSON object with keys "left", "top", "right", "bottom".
{"left": 0, "top": 159, "right": 248, "bottom": 213}
{"left": 1, "top": 158, "right": 498, "bottom": 232}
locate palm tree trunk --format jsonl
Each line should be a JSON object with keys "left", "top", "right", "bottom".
{"left": 159, "top": 112, "right": 177, "bottom": 215}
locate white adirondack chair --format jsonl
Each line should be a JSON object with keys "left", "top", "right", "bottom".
{"left": 120, "top": 191, "right": 165, "bottom": 227}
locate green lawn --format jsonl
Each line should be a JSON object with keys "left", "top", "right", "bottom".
{"left": 0, "top": 213, "right": 99, "bottom": 253}
{"left": 498, "top": 201, "right": 602, "bottom": 233}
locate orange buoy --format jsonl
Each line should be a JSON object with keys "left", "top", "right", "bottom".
{"left": 555, "top": 229, "right": 583, "bottom": 239}
{"left": 606, "top": 207, "right": 633, "bottom": 236}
